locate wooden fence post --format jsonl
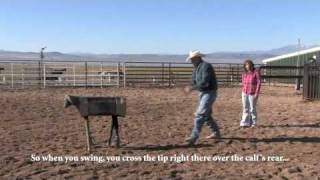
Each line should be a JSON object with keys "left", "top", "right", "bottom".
{"left": 117, "top": 62, "right": 120, "bottom": 88}
{"left": 85, "top": 62, "right": 88, "bottom": 89}
{"left": 123, "top": 62, "right": 126, "bottom": 88}
{"left": 43, "top": 63, "right": 46, "bottom": 88}
{"left": 10, "top": 63, "right": 13, "bottom": 88}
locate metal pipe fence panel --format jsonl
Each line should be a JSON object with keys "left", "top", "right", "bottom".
{"left": 0, "top": 60, "right": 305, "bottom": 89}
{"left": 303, "top": 61, "right": 320, "bottom": 100}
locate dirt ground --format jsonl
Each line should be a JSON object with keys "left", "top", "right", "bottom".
{"left": 0, "top": 86, "right": 319, "bottom": 179}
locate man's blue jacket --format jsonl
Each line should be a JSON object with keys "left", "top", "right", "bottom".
{"left": 191, "top": 61, "right": 218, "bottom": 92}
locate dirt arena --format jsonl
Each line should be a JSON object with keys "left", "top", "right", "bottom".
{"left": 0, "top": 86, "right": 319, "bottom": 179}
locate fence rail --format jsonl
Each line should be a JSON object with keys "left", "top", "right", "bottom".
{"left": 0, "top": 60, "right": 304, "bottom": 89}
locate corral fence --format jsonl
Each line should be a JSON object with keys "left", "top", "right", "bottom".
{"left": 303, "top": 61, "right": 320, "bottom": 100}
{"left": 261, "top": 65, "right": 304, "bottom": 88}
{"left": 0, "top": 61, "right": 122, "bottom": 88}
{"left": 124, "top": 62, "right": 246, "bottom": 87}
{"left": 0, "top": 60, "right": 304, "bottom": 89}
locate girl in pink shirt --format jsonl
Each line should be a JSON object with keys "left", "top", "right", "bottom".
{"left": 240, "top": 60, "right": 261, "bottom": 128}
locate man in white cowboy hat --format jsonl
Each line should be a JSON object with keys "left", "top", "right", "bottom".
{"left": 184, "top": 50, "right": 220, "bottom": 145}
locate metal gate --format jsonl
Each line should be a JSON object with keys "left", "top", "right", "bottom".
{"left": 303, "top": 61, "right": 320, "bottom": 100}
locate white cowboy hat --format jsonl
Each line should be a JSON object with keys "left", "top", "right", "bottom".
{"left": 186, "top": 50, "right": 205, "bottom": 62}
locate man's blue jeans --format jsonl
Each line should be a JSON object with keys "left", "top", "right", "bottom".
{"left": 190, "top": 90, "right": 220, "bottom": 140}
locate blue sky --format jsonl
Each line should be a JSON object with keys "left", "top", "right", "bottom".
{"left": 0, "top": 0, "right": 319, "bottom": 54}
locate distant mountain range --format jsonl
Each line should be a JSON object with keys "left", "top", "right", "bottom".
{"left": 0, "top": 44, "right": 318, "bottom": 63}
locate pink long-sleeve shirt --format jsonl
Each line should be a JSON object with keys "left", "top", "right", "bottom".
{"left": 242, "top": 69, "right": 261, "bottom": 96}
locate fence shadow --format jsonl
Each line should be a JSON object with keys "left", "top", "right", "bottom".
{"left": 119, "top": 136, "right": 320, "bottom": 151}
{"left": 219, "top": 136, "right": 320, "bottom": 143}
{"left": 122, "top": 143, "right": 214, "bottom": 151}
{"left": 259, "top": 123, "right": 320, "bottom": 128}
